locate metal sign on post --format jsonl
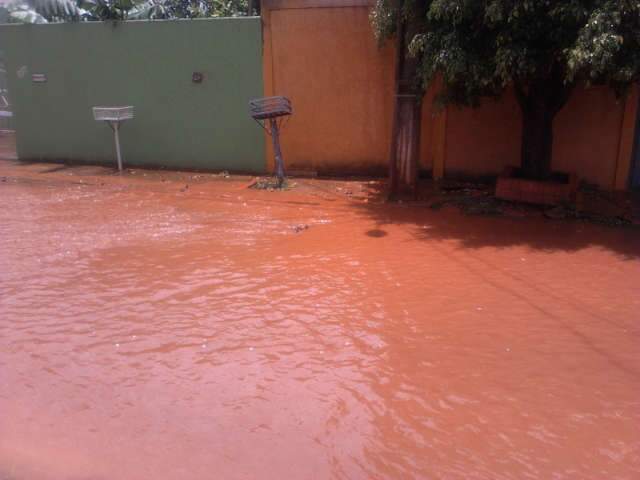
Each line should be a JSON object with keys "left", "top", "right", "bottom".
{"left": 249, "top": 96, "right": 292, "bottom": 187}
{"left": 92, "top": 106, "right": 134, "bottom": 172}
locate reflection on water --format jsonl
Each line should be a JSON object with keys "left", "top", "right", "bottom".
{"left": 1, "top": 159, "right": 639, "bottom": 480}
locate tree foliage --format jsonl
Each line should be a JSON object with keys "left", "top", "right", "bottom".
{"left": 373, "top": 1, "right": 640, "bottom": 104}
{"left": 371, "top": 0, "right": 640, "bottom": 179}
{"left": 0, "top": 0, "right": 251, "bottom": 22}
{"left": 129, "top": 0, "right": 250, "bottom": 19}
{"left": 2, "top": 0, "right": 80, "bottom": 23}
{"left": 82, "top": 0, "right": 136, "bottom": 20}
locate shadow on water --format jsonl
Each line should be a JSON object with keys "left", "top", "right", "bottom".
{"left": 354, "top": 182, "right": 640, "bottom": 261}
{"left": 349, "top": 183, "right": 640, "bottom": 382}
{"left": 365, "top": 229, "right": 388, "bottom": 238}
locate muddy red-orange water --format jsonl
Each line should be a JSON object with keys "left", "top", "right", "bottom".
{"left": 1, "top": 143, "right": 639, "bottom": 479}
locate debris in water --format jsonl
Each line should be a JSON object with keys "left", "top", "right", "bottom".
{"left": 249, "top": 177, "right": 292, "bottom": 191}
{"left": 292, "top": 224, "right": 309, "bottom": 233}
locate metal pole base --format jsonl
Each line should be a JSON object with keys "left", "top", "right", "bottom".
{"left": 269, "top": 118, "right": 285, "bottom": 187}
{"left": 112, "top": 122, "right": 123, "bottom": 172}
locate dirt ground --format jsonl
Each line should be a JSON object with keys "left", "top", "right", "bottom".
{"left": 1, "top": 133, "right": 639, "bottom": 480}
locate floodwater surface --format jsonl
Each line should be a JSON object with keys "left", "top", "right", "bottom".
{"left": 1, "top": 146, "right": 639, "bottom": 479}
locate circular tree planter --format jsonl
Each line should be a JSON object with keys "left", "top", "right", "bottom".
{"left": 495, "top": 166, "right": 578, "bottom": 206}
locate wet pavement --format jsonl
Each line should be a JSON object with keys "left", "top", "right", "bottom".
{"left": 1, "top": 134, "right": 639, "bottom": 480}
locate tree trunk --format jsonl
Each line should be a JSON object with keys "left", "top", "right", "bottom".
{"left": 514, "top": 73, "right": 573, "bottom": 180}
{"left": 388, "top": 0, "right": 427, "bottom": 197}
{"left": 521, "top": 104, "right": 554, "bottom": 179}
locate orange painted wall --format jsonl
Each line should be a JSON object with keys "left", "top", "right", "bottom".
{"left": 444, "top": 89, "right": 522, "bottom": 178}
{"left": 445, "top": 86, "right": 628, "bottom": 186}
{"left": 555, "top": 87, "right": 627, "bottom": 187}
{"left": 263, "top": 0, "right": 637, "bottom": 188}
{"left": 264, "top": 3, "right": 396, "bottom": 175}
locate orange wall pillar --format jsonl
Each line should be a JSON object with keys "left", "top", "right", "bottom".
{"left": 614, "top": 85, "right": 638, "bottom": 190}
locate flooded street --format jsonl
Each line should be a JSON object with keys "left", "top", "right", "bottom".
{"left": 1, "top": 140, "right": 639, "bottom": 479}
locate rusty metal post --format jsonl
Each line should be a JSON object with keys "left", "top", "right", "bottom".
{"left": 249, "top": 96, "right": 291, "bottom": 187}
{"left": 270, "top": 117, "right": 285, "bottom": 186}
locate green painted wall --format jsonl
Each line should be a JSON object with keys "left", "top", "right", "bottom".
{"left": 0, "top": 48, "right": 12, "bottom": 131}
{"left": 0, "top": 18, "right": 265, "bottom": 172}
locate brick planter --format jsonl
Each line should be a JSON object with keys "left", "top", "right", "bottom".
{"left": 495, "top": 167, "right": 578, "bottom": 206}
